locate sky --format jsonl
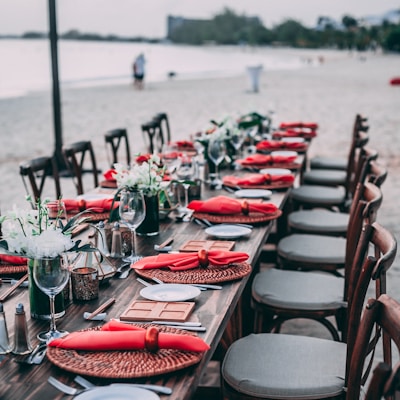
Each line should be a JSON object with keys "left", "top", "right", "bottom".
{"left": 0, "top": 0, "right": 399, "bottom": 38}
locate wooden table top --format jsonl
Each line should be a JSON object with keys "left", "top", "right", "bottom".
{"left": 0, "top": 164, "right": 299, "bottom": 400}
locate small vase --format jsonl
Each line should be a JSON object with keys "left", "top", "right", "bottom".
{"left": 137, "top": 193, "right": 159, "bottom": 236}
{"left": 28, "top": 258, "right": 65, "bottom": 320}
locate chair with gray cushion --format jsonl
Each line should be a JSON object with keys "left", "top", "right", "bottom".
{"left": 309, "top": 114, "right": 368, "bottom": 171}
{"left": 252, "top": 182, "right": 383, "bottom": 342}
{"left": 287, "top": 161, "right": 387, "bottom": 236}
{"left": 222, "top": 224, "right": 397, "bottom": 400}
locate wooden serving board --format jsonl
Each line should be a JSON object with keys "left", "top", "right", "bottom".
{"left": 179, "top": 240, "right": 235, "bottom": 252}
{"left": 120, "top": 300, "right": 195, "bottom": 322}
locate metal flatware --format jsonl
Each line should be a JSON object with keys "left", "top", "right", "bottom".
{"left": 84, "top": 297, "right": 116, "bottom": 320}
{"left": 118, "top": 266, "right": 132, "bottom": 279}
{"left": 0, "top": 273, "right": 28, "bottom": 302}
{"left": 136, "top": 277, "right": 152, "bottom": 287}
{"left": 15, "top": 342, "right": 47, "bottom": 365}
{"left": 116, "top": 319, "right": 206, "bottom": 332}
{"left": 48, "top": 376, "right": 85, "bottom": 396}
{"left": 74, "top": 374, "right": 173, "bottom": 395}
{"left": 154, "top": 237, "right": 174, "bottom": 252}
{"left": 151, "top": 276, "right": 221, "bottom": 291}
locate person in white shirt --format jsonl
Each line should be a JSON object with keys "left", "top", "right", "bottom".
{"left": 133, "top": 53, "right": 146, "bottom": 89}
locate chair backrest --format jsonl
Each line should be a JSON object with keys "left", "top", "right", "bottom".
{"left": 141, "top": 113, "right": 171, "bottom": 154}
{"left": 364, "top": 362, "right": 400, "bottom": 400}
{"left": 346, "top": 294, "right": 400, "bottom": 399}
{"left": 153, "top": 112, "right": 171, "bottom": 144}
{"left": 141, "top": 120, "right": 159, "bottom": 154}
{"left": 62, "top": 140, "right": 99, "bottom": 195}
{"left": 104, "top": 128, "right": 131, "bottom": 167}
{"left": 19, "top": 156, "right": 61, "bottom": 205}
{"left": 368, "top": 161, "right": 388, "bottom": 188}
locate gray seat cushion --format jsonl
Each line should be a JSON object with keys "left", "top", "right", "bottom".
{"left": 290, "top": 185, "right": 346, "bottom": 206}
{"left": 288, "top": 209, "right": 349, "bottom": 234}
{"left": 222, "top": 333, "right": 346, "bottom": 398}
{"left": 302, "top": 170, "right": 347, "bottom": 186}
{"left": 252, "top": 268, "right": 346, "bottom": 310}
{"left": 310, "top": 156, "right": 347, "bottom": 170}
{"left": 277, "top": 234, "right": 346, "bottom": 264}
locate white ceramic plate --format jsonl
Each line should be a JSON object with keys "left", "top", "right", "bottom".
{"left": 205, "top": 224, "right": 252, "bottom": 239}
{"left": 271, "top": 150, "right": 298, "bottom": 158}
{"left": 140, "top": 284, "right": 201, "bottom": 302}
{"left": 234, "top": 189, "right": 272, "bottom": 198}
{"left": 282, "top": 137, "right": 305, "bottom": 143}
{"left": 75, "top": 385, "right": 160, "bottom": 400}
{"left": 259, "top": 168, "right": 292, "bottom": 176}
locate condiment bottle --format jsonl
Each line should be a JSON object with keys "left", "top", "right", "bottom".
{"left": 110, "top": 222, "right": 124, "bottom": 258}
{"left": 0, "top": 303, "right": 11, "bottom": 354}
{"left": 12, "top": 303, "right": 32, "bottom": 355}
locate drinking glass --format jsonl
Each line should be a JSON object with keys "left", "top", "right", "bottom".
{"left": 161, "top": 143, "right": 181, "bottom": 178}
{"left": 119, "top": 189, "right": 146, "bottom": 263}
{"left": 207, "top": 138, "right": 226, "bottom": 188}
{"left": 230, "top": 130, "right": 246, "bottom": 168}
{"left": 46, "top": 199, "right": 68, "bottom": 225}
{"left": 176, "top": 154, "right": 195, "bottom": 212}
{"left": 33, "top": 253, "right": 70, "bottom": 342}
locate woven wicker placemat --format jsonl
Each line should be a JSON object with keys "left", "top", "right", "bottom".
{"left": 0, "top": 264, "right": 28, "bottom": 275}
{"left": 241, "top": 162, "right": 301, "bottom": 170}
{"left": 46, "top": 325, "right": 203, "bottom": 378}
{"left": 193, "top": 210, "right": 282, "bottom": 224}
{"left": 135, "top": 262, "right": 252, "bottom": 284}
{"left": 223, "top": 180, "right": 293, "bottom": 191}
{"left": 67, "top": 211, "right": 110, "bottom": 223}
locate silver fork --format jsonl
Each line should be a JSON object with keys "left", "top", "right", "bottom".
{"left": 48, "top": 376, "right": 84, "bottom": 396}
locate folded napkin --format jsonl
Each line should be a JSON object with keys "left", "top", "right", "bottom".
{"left": 173, "top": 140, "right": 195, "bottom": 149}
{"left": 48, "top": 320, "right": 210, "bottom": 352}
{"left": 63, "top": 198, "right": 118, "bottom": 213}
{"left": 238, "top": 154, "right": 297, "bottom": 166}
{"left": 132, "top": 249, "right": 249, "bottom": 271}
{"left": 279, "top": 122, "right": 318, "bottom": 129}
{"left": 223, "top": 174, "right": 294, "bottom": 186}
{"left": 256, "top": 140, "right": 306, "bottom": 151}
{"left": 188, "top": 195, "right": 278, "bottom": 215}
{"left": 272, "top": 129, "right": 317, "bottom": 139}
{"left": 0, "top": 254, "right": 28, "bottom": 265}
{"left": 103, "top": 169, "right": 117, "bottom": 182}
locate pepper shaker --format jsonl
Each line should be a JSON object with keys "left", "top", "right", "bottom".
{"left": 12, "top": 303, "right": 33, "bottom": 355}
{"left": 110, "top": 222, "right": 124, "bottom": 258}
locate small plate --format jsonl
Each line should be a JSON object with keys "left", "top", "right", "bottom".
{"left": 259, "top": 168, "right": 292, "bottom": 176}
{"left": 282, "top": 137, "right": 305, "bottom": 143}
{"left": 271, "top": 150, "right": 298, "bottom": 158}
{"left": 234, "top": 189, "right": 272, "bottom": 198}
{"left": 205, "top": 224, "right": 252, "bottom": 239}
{"left": 75, "top": 385, "right": 160, "bottom": 400}
{"left": 140, "top": 284, "right": 201, "bottom": 302}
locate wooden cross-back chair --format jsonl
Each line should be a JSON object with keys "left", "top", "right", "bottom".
{"left": 141, "top": 112, "right": 171, "bottom": 154}
{"left": 364, "top": 362, "right": 400, "bottom": 400}
{"left": 62, "top": 140, "right": 99, "bottom": 195}
{"left": 252, "top": 181, "right": 383, "bottom": 341}
{"left": 104, "top": 128, "right": 131, "bottom": 167}
{"left": 222, "top": 222, "right": 397, "bottom": 400}
{"left": 19, "top": 156, "right": 61, "bottom": 206}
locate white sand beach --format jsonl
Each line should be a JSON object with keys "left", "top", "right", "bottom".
{"left": 1, "top": 47, "right": 400, "bottom": 354}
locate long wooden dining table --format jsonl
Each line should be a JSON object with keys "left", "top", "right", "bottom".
{"left": 0, "top": 158, "right": 303, "bottom": 400}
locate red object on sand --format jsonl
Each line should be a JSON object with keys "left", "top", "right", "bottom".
{"left": 390, "top": 77, "right": 400, "bottom": 86}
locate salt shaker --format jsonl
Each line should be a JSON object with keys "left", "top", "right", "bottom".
{"left": 110, "top": 222, "right": 124, "bottom": 258}
{"left": 12, "top": 303, "right": 33, "bottom": 355}
{"left": 0, "top": 303, "right": 11, "bottom": 354}
{"left": 96, "top": 221, "right": 111, "bottom": 257}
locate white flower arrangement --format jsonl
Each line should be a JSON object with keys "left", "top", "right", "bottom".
{"left": 0, "top": 197, "right": 93, "bottom": 259}
{"left": 113, "top": 153, "right": 165, "bottom": 196}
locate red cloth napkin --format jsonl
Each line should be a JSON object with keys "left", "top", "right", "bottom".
{"left": 272, "top": 129, "right": 317, "bottom": 139}
{"left": 188, "top": 195, "right": 279, "bottom": 215}
{"left": 48, "top": 320, "right": 210, "bottom": 352}
{"left": 132, "top": 249, "right": 249, "bottom": 271}
{"left": 103, "top": 169, "right": 117, "bottom": 182}
{"left": 173, "top": 140, "right": 195, "bottom": 149}
{"left": 238, "top": 154, "right": 297, "bottom": 166}
{"left": 279, "top": 122, "right": 318, "bottom": 129}
{"left": 63, "top": 198, "right": 118, "bottom": 213}
{"left": 255, "top": 140, "right": 306, "bottom": 151}
{"left": 0, "top": 254, "right": 27, "bottom": 265}
{"left": 223, "top": 174, "right": 294, "bottom": 186}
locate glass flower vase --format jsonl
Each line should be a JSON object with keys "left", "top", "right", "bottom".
{"left": 28, "top": 258, "right": 65, "bottom": 320}
{"left": 136, "top": 193, "right": 159, "bottom": 236}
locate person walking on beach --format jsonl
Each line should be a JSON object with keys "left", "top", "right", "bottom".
{"left": 133, "top": 53, "right": 145, "bottom": 90}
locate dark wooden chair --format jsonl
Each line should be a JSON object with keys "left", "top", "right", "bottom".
{"left": 104, "top": 128, "right": 131, "bottom": 167}
{"left": 62, "top": 140, "right": 99, "bottom": 195}
{"left": 287, "top": 161, "right": 387, "bottom": 236}
{"left": 141, "top": 113, "right": 171, "bottom": 154}
{"left": 222, "top": 223, "right": 397, "bottom": 400}
{"left": 252, "top": 181, "right": 383, "bottom": 341}
{"left": 309, "top": 114, "right": 369, "bottom": 171}
{"left": 19, "top": 156, "right": 61, "bottom": 205}
{"left": 141, "top": 120, "right": 159, "bottom": 154}
{"left": 364, "top": 362, "right": 400, "bottom": 400}
{"left": 153, "top": 112, "right": 171, "bottom": 144}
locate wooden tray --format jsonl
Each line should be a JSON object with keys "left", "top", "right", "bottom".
{"left": 179, "top": 240, "right": 235, "bottom": 252}
{"left": 120, "top": 300, "right": 195, "bottom": 322}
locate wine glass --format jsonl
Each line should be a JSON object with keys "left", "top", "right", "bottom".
{"left": 207, "top": 138, "right": 226, "bottom": 189}
{"left": 119, "top": 189, "right": 146, "bottom": 263}
{"left": 46, "top": 199, "right": 68, "bottom": 226}
{"left": 230, "top": 130, "right": 246, "bottom": 168}
{"left": 161, "top": 143, "right": 181, "bottom": 178}
{"left": 176, "top": 154, "right": 195, "bottom": 213}
{"left": 33, "top": 253, "right": 70, "bottom": 342}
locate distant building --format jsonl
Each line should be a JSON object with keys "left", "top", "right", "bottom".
{"left": 359, "top": 9, "right": 400, "bottom": 27}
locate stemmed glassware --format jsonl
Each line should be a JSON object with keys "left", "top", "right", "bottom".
{"left": 176, "top": 154, "right": 195, "bottom": 213}
{"left": 230, "top": 130, "right": 246, "bottom": 168}
{"left": 119, "top": 189, "right": 146, "bottom": 263}
{"left": 161, "top": 143, "right": 181, "bottom": 179}
{"left": 32, "top": 253, "right": 70, "bottom": 342}
{"left": 207, "top": 138, "right": 226, "bottom": 189}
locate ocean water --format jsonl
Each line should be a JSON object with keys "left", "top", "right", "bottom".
{"left": 0, "top": 38, "right": 318, "bottom": 99}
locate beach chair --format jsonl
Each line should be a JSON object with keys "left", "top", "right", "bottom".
{"left": 104, "top": 128, "right": 131, "bottom": 167}
{"left": 62, "top": 140, "right": 99, "bottom": 195}
{"left": 222, "top": 223, "right": 398, "bottom": 400}
{"left": 19, "top": 155, "right": 61, "bottom": 206}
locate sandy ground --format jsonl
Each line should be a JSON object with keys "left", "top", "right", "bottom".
{"left": 1, "top": 48, "right": 400, "bottom": 370}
